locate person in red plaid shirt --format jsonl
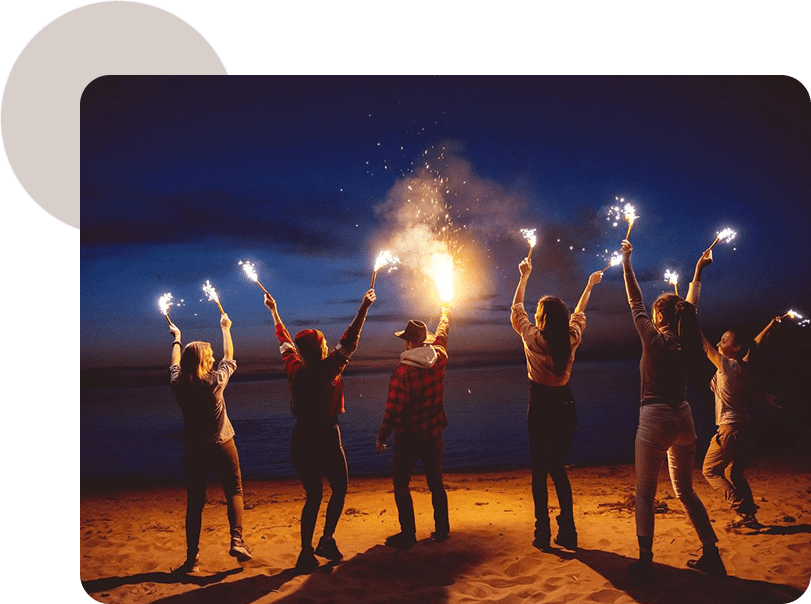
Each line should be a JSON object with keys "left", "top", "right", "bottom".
{"left": 265, "top": 288, "right": 375, "bottom": 572}
{"left": 375, "top": 306, "right": 450, "bottom": 550}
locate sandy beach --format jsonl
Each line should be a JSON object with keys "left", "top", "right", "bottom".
{"left": 80, "top": 455, "right": 810, "bottom": 604}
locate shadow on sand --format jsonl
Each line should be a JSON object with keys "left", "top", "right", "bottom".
{"left": 82, "top": 567, "right": 244, "bottom": 595}
{"left": 147, "top": 532, "right": 488, "bottom": 604}
{"left": 575, "top": 547, "right": 804, "bottom": 604}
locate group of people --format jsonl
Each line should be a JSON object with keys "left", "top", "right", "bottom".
{"left": 165, "top": 237, "right": 781, "bottom": 579}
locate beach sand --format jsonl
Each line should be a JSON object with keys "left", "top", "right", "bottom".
{"left": 81, "top": 456, "right": 811, "bottom": 604}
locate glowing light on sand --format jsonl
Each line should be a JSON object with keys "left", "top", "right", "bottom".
{"left": 239, "top": 260, "right": 270, "bottom": 296}
{"left": 158, "top": 293, "right": 175, "bottom": 325}
{"left": 371, "top": 250, "right": 401, "bottom": 288}
{"left": 431, "top": 252, "right": 455, "bottom": 303}
{"left": 708, "top": 227, "right": 737, "bottom": 251}
{"left": 664, "top": 269, "right": 679, "bottom": 296}
{"left": 202, "top": 280, "right": 225, "bottom": 315}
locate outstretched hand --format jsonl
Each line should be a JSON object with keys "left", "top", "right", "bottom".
{"left": 697, "top": 248, "right": 713, "bottom": 270}
{"left": 588, "top": 271, "right": 603, "bottom": 287}
{"left": 264, "top": 293, "right": 277, "bottom": 313}
{"left": 169, "top": 324, "right": 181, "bottom": 340}
{"left": 620, "top": 239, "right": 633, "bottom": 259}
{"left": 220, "top": 313, "right": 232, "bottom": 329}
{"left": 519, "top": 256, "right": 532, "bottom": 277}
{"left": 362, "top": 289, "right": 377, "bottom": 308}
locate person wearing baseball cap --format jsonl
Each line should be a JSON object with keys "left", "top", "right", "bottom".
{"left": 265, "top": 287, "right": 376, "bottom": 572}
{"left": 375, "top": 306, "right": 450, "bottom": 550}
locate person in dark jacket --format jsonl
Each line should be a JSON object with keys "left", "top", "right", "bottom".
{"left": 265, "top": 288, "right": 375, "bottom": 572}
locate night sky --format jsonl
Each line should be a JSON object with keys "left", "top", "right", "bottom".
{"left": 80, "top": 76, "right": 811, "bottom": 373}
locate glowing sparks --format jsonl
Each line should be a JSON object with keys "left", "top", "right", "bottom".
{"left": 520, "top": 228, "right": 537, "bottom": 248}
{"left": 664, "top": 269, "right": 680, "bottom": 295}
{"left": 158, "top": 292, "right": 174, "bottom": 316}
{"left": 601, "top": 251, "right": 622, "bottom": 272}
{"left": 431, "top": 252, "right": 455, "bottom": 303}
{"left": 202, "top": 280, "right": 225, "bottom": 314}
{"left": 784, "top": 309, "right": 810, "bottom": 326}
{"left": 374, "top": 250, "right": 401, "bottom": 272}
{"left": 708, "top": 227, "right": 738, "bottom": 251}
{"left": 239, "top": 260, "right": 258, "bottom": 282}
{"left": 607, "top": 198, "right": 638, "bottom": 239}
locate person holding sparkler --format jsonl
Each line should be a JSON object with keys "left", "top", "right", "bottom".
{"left": 510, "top": 254, "right": 603, "bottom": 552}
{"left": 620, "top": 239, "right": 724, "bottom": 578}
{"left": 264, "top": 288, "right": 376, "bottom": 572}
{"left": 167, "top": 313, "right": 252, "bottom": 574}
{"left": 375, "top": 305, "right": 451, "bottom": 550}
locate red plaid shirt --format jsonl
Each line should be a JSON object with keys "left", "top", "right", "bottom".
{"left": 378, "top": 314, "right": 449, "bottom": 445}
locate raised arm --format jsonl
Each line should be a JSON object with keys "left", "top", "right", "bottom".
{"left": 433, "top": 305, "right": 450, "bottom": 350}
{"left": 169, "top": 323, "right": 182, "bottom": 366}
{"left": 220, "top": 313, "right": 234, "bottom": 360}
{"left": 338, "top": 289, "right": 376, "bottom": 357}
{"left": 700, "top": 330, "right": 724, "bottom": 370}
{"left": 687, "top": 249, "right": 713, "bottom": 306}
{"left": 265, "top": 292, "right": 302, "bottom": 377}
{"left": 512, "top": 256, "right": 532, "bottom": 307}
{"left": 753, "top": 316, "right": 781, "bottom": 348}
{"left": 573, "top": 271, "right": 603, "bottom": 315}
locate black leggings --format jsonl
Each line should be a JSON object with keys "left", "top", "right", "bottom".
{"left": 291, "top": 423, "right": 348, "bottom": 549}
{"left": 527, "top": 382, "right": 577, "bottom": 539}
{"left": 184, "top": 437, "right": 244, "bottom": 557}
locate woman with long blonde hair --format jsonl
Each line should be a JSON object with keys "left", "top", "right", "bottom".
{"left": 168, "top": 313, "right": 251, "bottom": 573}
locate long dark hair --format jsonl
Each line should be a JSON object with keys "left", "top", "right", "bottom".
{"left": 535, "top": 295, "right": 572, "bottom": 376}
{"left": 653, "top": 293, "right": 702, "bottom": 360}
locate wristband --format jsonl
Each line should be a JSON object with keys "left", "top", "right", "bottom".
{"left": 172, "top": 341, "right": 182, "bottom": 347}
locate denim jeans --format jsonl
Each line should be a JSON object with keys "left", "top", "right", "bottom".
{"left": 183, "top": 436, "right": 245, "bottom": 557}
{"left": 392, "top": 435, "right": 449, "bottom": 536}
{"left": 635, "top": 402, "right": 717, "bottom": 546}
{"left": 702, "top": 423, "right": 756, "bottom": 515}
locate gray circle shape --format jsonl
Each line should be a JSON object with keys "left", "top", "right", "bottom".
{"left": 2, "top": 1, "right": 226, "bottom": 229}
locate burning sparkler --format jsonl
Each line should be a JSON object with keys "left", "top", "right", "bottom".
{"left": 783, "top": 309, "right": 810, "bottom": 326}
{"left": 708, "top": 228, "right": 737, "bottom": 251}
{"left": 601, "top": 251, "right": 622, "bottom": 272}
{"left": 431, "top": 252, "right": 455, "bottom": 303}
{"left": 202, "top": 280, "right": 225, "bottom": 315}
{"left": 520, "top": 228, "right": 537, "bottom": 258}
{"left": 238, "top": 260, "right": 270, "bottom": 296}
{"left": 607, "top": 198, "right": 638, "bottom": 240}
{"left": 158, "top": 292, "right": 175, "bottom": 326}
{"left": 664, "top": 269, "right": 679, "bottom": 296}
{"left": 371, "top": 250, "right": 401, "bottom": 288}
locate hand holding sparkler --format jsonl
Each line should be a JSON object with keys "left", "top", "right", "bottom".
{"left": 169, "top": 323, "right": 181, "bottom": 341}
{"left": 202, "top": 280, "right": 225, "bottom": 315}
{"left": 518, "top": 255, "right": 533, "bottom": 278}
{"left": 620, "top": 239, "right": 633, "bottom": 260}
{"left": 361, "top": 289, "right": 377, "bottom": 310}
{"left": 708, "top": 228, "right": 737, "bottom": 251}
{"left": 239, "top": 260, "right": 270, "bottom": 296}
{"left": 220, "top": 313, "right": 232, "bottom": 329}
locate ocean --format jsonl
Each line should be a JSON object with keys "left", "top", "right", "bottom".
{"left": 80, "top": 359, "right": 720, "bottom": 483}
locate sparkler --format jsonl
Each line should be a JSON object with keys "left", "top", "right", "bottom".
{"left": 431, "top": 252, "right": 455, "bottom": 303}
{"left": 158, "top": 292, "right": 175, "bottom": 326}
{"left": 202, "top": 280, "right": 225, "bottom": 315}
{"left": 607, "top": 198, "right": 638, "bottom": 240}
{"left": 238, "top": 260, "right": 270, "bottom": 296}
{"left": 520, "top": 228, "right": 537, "bottom": 259}
{"left": 371, "top": 250, "right": 401, "bottom": 288}
{"left": 664, "top": 269, "right": 679, "bottom": 296}
{"left": 708, "top": 228, "right": 737, "bottom": 251}
{"left": 601, "top": 251, "right": 622, "bottom": 272}
{"left": 783, "top": 309, "right": 810, "bottom": 326}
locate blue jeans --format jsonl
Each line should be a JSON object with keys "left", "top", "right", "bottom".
{"left": 635, "top": 402, "right": 717, "bottom": 546}
{"left": 392, "top": 435, "right": 449, "bottom": 536}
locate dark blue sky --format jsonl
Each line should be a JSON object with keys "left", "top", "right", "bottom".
{"left": 80, "top": 76, "right": 811, "bottom": 369}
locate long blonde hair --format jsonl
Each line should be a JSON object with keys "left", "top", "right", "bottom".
{"left": 179, "top": 341, "right": 214, "bottom": 383}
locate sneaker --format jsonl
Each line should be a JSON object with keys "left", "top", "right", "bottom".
{"left": 295, "top": 547, "right": 319, "bottom": 573}
{"left": 229, "top": 536, "right": 253, "bottom": 562}
{"left": 173, "top": 554, "right": 199, "bottom": 574}
{"left": 384, "top": 532, "right": 417, "bottom": 550}
{"left": 627, "top": 555, "right": 653, "bottom": 580}
{"left": 728, "top": 513, "right": 762, "bottom": 530}
{"left": 315, "top": 536, "right": 343, "bottom": 561}
{"left": 687, "top": 548, "right": 727, "bottom": 576}
{"left": 430, "top": 530, "right": 450, "bottom": 543}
